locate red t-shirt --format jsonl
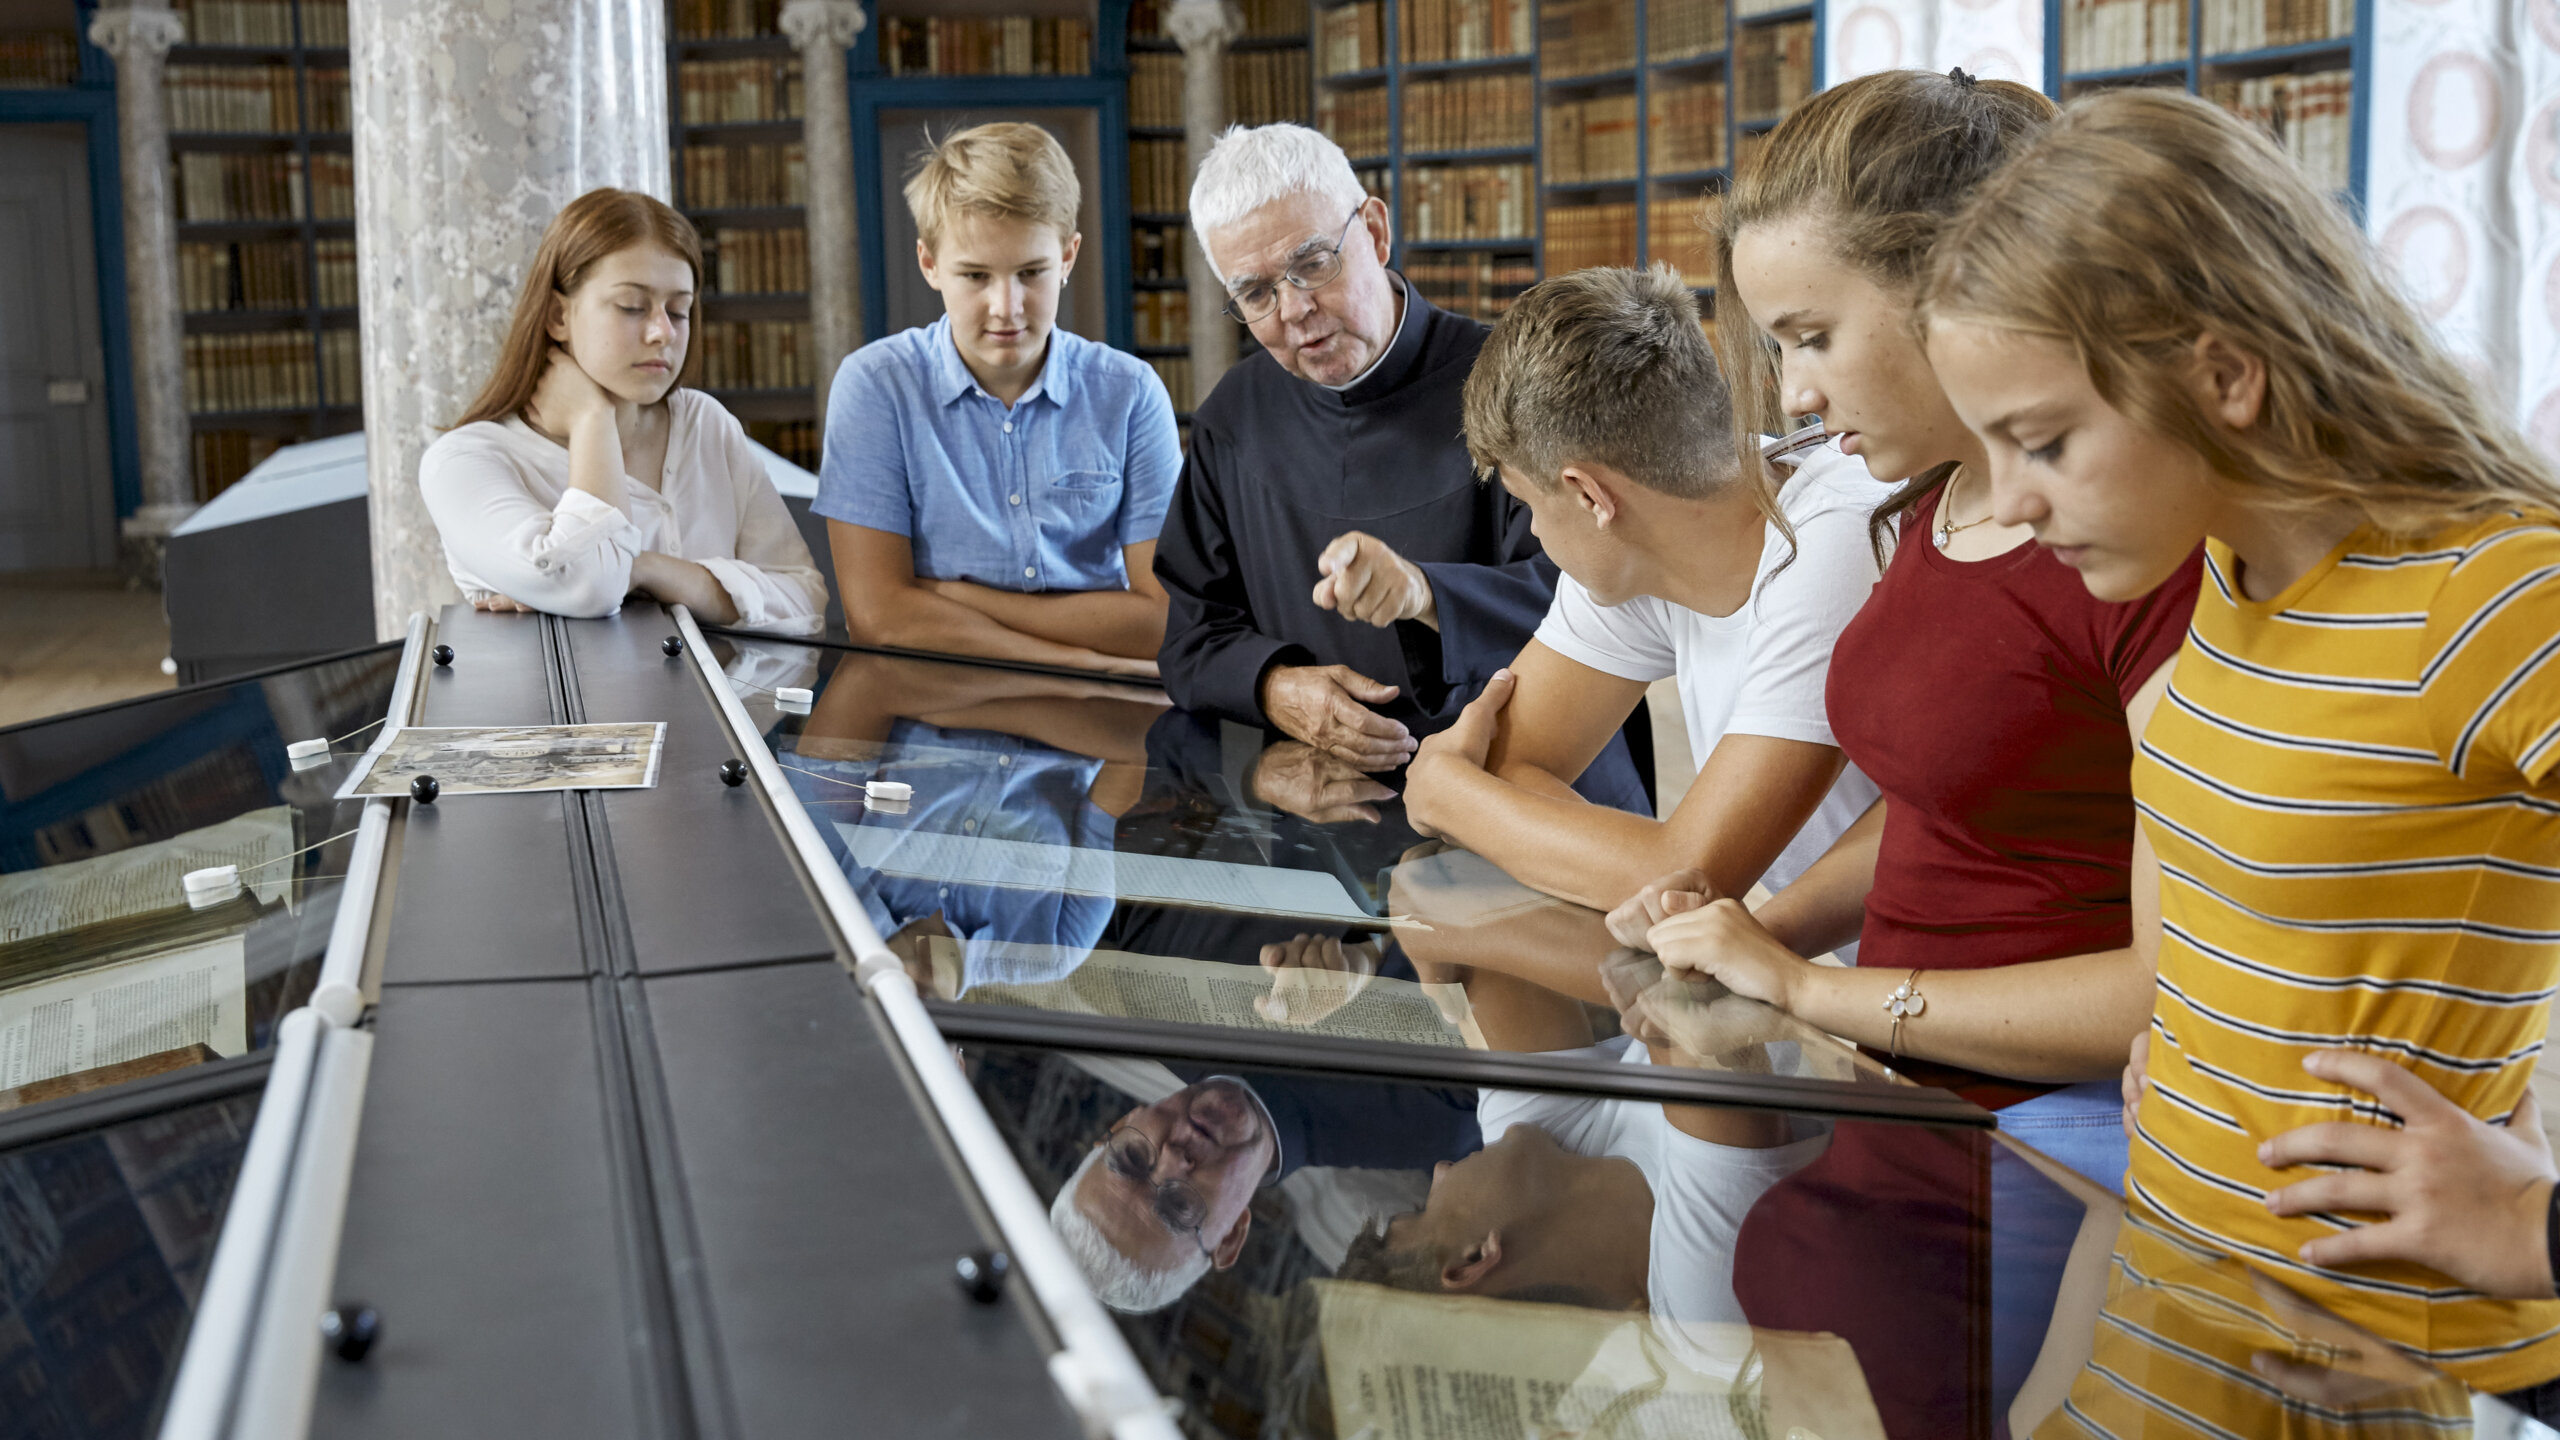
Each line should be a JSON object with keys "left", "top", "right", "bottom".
{"left": 1827, "top": 485, "right": 2202, "bottom": 1106}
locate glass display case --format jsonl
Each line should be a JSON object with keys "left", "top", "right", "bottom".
{"left": 699, "top": 623, "right": 2549, "bottom": 1439}
{"left": 0, "top": 641, "right": 405, "bottom": 1437}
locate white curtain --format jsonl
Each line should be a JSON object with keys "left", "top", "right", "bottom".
{"left": 1826, "top": 0, "right": 2049, "bottom": 96}
{"left": 1828, "top": 0, "right": 2560, "bottom": 462}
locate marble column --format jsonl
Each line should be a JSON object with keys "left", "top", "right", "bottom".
{"left": 88, "top": 1, "right": 194, "bottom": 570}
{"left": 1167, "top": 0, "right": 1241, "bottom": 398}
{"left": 349, "top": 0, "right": 668, "bottom": 638}
{"left": 780, "top": 0, "right": 865, "bottom": 421}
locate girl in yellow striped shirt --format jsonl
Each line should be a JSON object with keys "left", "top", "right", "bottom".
{"left": 1920, "top": 88, "right": 2560, "bottom": 1419}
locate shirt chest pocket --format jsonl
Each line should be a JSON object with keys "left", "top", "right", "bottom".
{"left": 1035, "top": 469, "right": 1127, "bottom": 583}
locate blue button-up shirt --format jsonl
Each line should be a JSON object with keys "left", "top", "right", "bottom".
{"left": 816, "top": 316, "right": 1181, "bottom": 591}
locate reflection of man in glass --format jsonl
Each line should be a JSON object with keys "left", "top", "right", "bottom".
{"left": 1049, "top": 1077, "right": 1279, "bottom": 1313}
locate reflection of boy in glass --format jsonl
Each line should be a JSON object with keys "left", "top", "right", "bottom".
{"left": 782, "top": 651, "right": 1164, "bottom": 991}
{"left": 1335, "top": 940, "right": 1825, "bottom": 1325}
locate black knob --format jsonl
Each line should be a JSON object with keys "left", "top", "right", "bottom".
{"left": 409, "top": 775, "right": 439, "bottom": 804}
{"left": 320, "top": 1304, "right": 379, "bottom": 1362}
{"left": 719, "top": 758, "right": 748, "bottom": 787}
{"left": 431, "top": 644, "right": 454, "bottom": 667}
{"left": 955, "top": 1249, "right": 1010, "bottom": 1304}
{"left": 661, "top": 635, "right": 684, "bottom": 657}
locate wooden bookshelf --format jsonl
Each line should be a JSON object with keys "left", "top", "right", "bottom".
{"left": 2047, "top": 0, "right": 2369, "bottom": 205}
{"left": 668, "top": 0, "right": 820, "bottom": 468}
{"left": 1314, "top": 0, "right": 1816, "bottom": 324}
{"left": 1125, "top": 0, "right": 1309, "bottom": 416}
{"left": 167, "top": 0, "right": 358, "bottom": 500}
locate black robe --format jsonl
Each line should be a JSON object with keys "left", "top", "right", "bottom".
{"left": 1153, "top": 281, "right": 1646, "bottom": 812}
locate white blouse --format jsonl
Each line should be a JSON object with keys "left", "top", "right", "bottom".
{"left": 418, "top": 388, "right": 827, "bottom": 634}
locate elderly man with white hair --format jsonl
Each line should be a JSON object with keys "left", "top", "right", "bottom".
{"left": 1153, "top": 124, "right": 1648, "bottom": 814}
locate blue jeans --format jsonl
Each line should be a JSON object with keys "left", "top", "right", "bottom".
{"left": 1989, "top": 1081, "right": 2128, "bottom": 1437}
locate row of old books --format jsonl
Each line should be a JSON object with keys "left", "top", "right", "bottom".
{"left": 184, "top": 330, "right": 359, "bottom": 413}
{"left": 179, "top": 237, "right": 356, "bottom": 311}
{"left": 1400, "top": 0, "right": 1535, "bottom": 62}
{"left": 1651, "top": 0, "right": 1728, "bottom": 61}
{"left": 696, "top": 319, "right": 811, "bottom": 390}
{"left": 671, "top": 0, "right": 781, "bottom": 41}
{"left": 0, "top": 33, "right": 78, "bottom": 87}
{"left": 1544, "top": 200, "right": 1637, "bottom": 273}
{"left": 2207, "top": 68, "right": 2351, "bottom": 190}
{"left": 1130, "top": 51, "right": 1312, "bottom": 128}
{"left": 1145, "top": 355, "right": 1193, "bottom": 412}
{"left": 1319, "top": 1, "right": 1386, "bottom": 75}
{"left": 169, "top": 64, "right": 348, "bottom": 132}
{"left": 176, "top": 0, "right": 347, "bottom": 47}
{"left": 876, "top": 17, "right": 1094, "bottom": 76}
{"left": 708, "top": 226, "right": 807, "bottom": 295}
{"left": 1134, "top": 221, "right": 1192, "bottom": 281}
{"left": 1132, "top": 138, "right": 1187, "bottom": 212}
{"left": 1545, "top": 92, "right": 1637, "bottom": 182}
{"left": 677, "top": 57, "right": 801, "bottom": 124}
{"left": 1737, "top": 19, "right": 1815, "bottom": 122}
{"left": 1406, "top": 71, "right": 1534, "bottom": 152}
{"left": 1318, "top": 83, "right": 1390, "bottom": 157}
{"left": 193, "top": 430, "right": 282, "bottom": 500}
{"left": 680, "top": 141, "right": 806, "bottom": 208}
{"left": 1540, "top": 0, "right": 1636, "bottom": 79}
{"left": 175, "top": 151, "right": 352, "bottom": 222}
{"left": 1134, "top": 289, "right": 1191, "bottom": 349}
{"left": 1648, "top": 190, "right": 1722, "bottom": 285}
{"left": 1402, "top": 162, "right": 1533, "bottom": 242}
{"left": 1132, "top": 0, "right": 1308, "bottom": 40}
{"left": 1404, "top": 250, "right": 1537, "bottom": 322}
{"left": 1649, "top": 71, "right": 1728, "bottom": 172}
{"left": 2062, "top": 0, "right": 2186, "bottom": 71}
{"left": 2202, "top": 0, "right": 2350, "bottom": 54}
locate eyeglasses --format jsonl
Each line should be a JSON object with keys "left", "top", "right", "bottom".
{"left": 1102, "top": 1124, "right": 1216, "bottom": 1259}
{"left": 1222, "top": 204, "right": 1367, "bottom": 326}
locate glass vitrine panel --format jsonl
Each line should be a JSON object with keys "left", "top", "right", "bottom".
{"left": 959, "top": 1039, "right": 2520, "bottom": 1440}
{"left": 716, "top": 634, "right": 1924, "bottom": 1113}
{"left": 0, "top": 646, "right": 401, "bottom": 1436}
{"left": 0, "top": 646, "right": 401, "bottom": 1110}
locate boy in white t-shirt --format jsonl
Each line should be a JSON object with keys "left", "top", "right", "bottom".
{"left": 1404, "top": 264, "right": 1884, "bottom": 916}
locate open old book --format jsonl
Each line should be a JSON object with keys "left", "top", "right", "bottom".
{"left": 926, "top": 936, "right": 1485, "bottom": 1049}
{"left": 1314, "top": 1279, "right": 1884, "bottom": 1440}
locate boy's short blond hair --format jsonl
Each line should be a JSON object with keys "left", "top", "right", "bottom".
{"left": 904, "top": 122, "right": 1082, "bottom": 254}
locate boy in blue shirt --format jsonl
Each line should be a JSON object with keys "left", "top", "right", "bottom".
{"left": 819, "top": 122, "right": 1180, "bottom": 676}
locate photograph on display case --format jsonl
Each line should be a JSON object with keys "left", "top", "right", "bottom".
{"left": 335, "top": 721, "right": 668, "bottom": 798}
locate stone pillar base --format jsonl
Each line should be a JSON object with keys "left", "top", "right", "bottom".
{"left": 118, "top": 501, "right": 199, "bottom": 588}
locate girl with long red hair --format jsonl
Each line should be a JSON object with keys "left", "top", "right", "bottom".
{"left": 420, "top": 188, "right": 825, "bottom": 631}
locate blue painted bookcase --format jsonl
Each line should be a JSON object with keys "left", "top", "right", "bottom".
{"left": 2043, "top": 0, "right": 2372, "bottom": 212}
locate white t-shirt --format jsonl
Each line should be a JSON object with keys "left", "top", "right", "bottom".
{"left": 419, "top": 387, "right": 827, "bottom": 633}
{"left": 1476, "top": 1037, "right": 1828, "bottom": 1326}
{"left": 1533, "top": 445, "right": 1885, "bottom": 895}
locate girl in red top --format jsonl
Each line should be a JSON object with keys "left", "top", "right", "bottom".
{"left": 1604, "top": 69, "right": 2201, "bottom": 1435}
{"left": 1616, "top": 68, "right": 2199, "bottom": 1173}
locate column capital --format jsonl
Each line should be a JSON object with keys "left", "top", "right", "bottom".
{"left": 1164, "top": 0, "right": 1244, "bottom": 54}
{"left": 87, "top": 5, "right": 186, "bottom": 66}
{"left": 779, "top": 0, "right": 867, "bottom": 53}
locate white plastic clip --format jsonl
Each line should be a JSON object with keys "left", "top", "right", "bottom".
{"left": 774, "top": 685, "right": 813, "bottom": 713}
{"left": 287, "top": 738, "right": 330, "bottom": 769}
{"left": 183, "top": 864, "right": 241, "bottom": 909}
{"left": 864, "top": 780, "right": 912, "bottom": 803}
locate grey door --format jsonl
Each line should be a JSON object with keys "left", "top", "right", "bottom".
{"left": 0, "top": 123, "right": 115, "bottom": 570}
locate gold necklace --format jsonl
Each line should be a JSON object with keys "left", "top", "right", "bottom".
{"left": 1932, "top": 468, "right": 1996, "bottom": 551}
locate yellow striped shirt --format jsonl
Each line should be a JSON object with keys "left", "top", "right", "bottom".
{"left": 2129, "top": 515, "right": 2560, "bottom": 1392}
